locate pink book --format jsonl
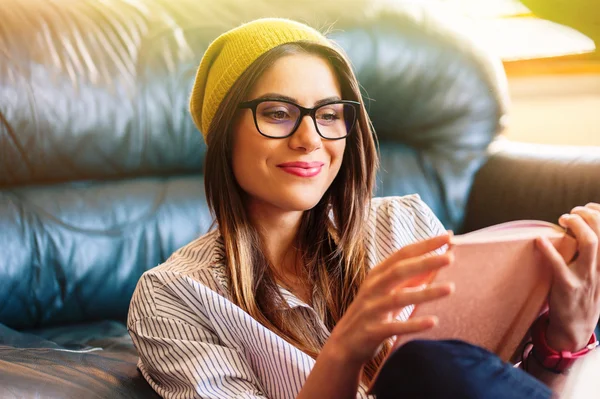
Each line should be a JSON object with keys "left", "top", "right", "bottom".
{"left": 367, "top": 220, "right": 578, "bottom": 392}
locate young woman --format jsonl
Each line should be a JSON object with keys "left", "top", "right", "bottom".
{"left": 127, "top": 18, "right": 600, "bottom": 399}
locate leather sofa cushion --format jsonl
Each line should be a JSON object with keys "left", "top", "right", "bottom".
{"left": 463, "top": 141, "right": 600, "bottom": 232}
{"left": 0, "top": 321, "right": 159, "bottom": 398}
{"left": 1, "top": 175, "right": 212, "bottom": 329}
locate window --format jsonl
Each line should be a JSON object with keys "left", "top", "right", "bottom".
{"left": 414, "top": 0, "right": 596, "bottom": 60}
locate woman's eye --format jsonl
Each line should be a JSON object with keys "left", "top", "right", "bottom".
{"left": 318, "top": 111, "right": 339, "bottom": 121}
{"left": 263, "top": 110, "right": 290, "bottom": 120}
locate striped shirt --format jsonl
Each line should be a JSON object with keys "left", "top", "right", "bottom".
{"left": 127, "top": 195, "right": 446, "bottom": 399}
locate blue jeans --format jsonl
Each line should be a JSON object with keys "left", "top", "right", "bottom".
{"left": 371, "top": 340, "right": 552, "bottom": 399}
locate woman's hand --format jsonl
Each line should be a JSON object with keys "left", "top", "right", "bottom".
{"left": 325, "top": 233, "right": 455, "bottom": 367}
{"left": 536, "top": 202, "right": 600, "bottom": 352}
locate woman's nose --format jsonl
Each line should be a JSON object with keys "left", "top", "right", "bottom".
{"left": 288, "top": 115, "right": 322, "bottom": 152}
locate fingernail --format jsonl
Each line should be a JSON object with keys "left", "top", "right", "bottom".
{"left": 447, "top": 251, "right": 455, "bottom": 263}
{"left": 447, "top": 282, "right": 456, "bottom": 294}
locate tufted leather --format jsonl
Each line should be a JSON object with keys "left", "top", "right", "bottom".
{"left": 0, "top": 1, "right": 509, "bottom": 397}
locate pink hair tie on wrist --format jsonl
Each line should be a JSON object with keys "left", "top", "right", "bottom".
{"left": 529, "top": 311, "right": 599, "bottom": 373}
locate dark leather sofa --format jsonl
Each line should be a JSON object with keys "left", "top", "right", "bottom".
{"left": 1, "top": 1, "right": 599, "bottom": 398}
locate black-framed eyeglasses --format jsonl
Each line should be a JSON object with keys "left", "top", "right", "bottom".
{"left": 238, "top": 98, "right": 360, "bottom": 140}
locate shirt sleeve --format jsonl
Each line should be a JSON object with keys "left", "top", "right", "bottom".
{"left": 366, "top": 194, "right": 448, "bottom": 268}
{"left": 127, "top": 272, "right": 267, "bottom": 399}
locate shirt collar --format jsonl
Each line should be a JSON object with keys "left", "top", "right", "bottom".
{"left": 278, "top": 286, "right": 312, "bottom": 309}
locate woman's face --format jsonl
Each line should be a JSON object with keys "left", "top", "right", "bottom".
{"left": 231, "top": 53, "right": 346, "bottom": 213}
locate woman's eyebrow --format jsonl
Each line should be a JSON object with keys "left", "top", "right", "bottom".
{"left": 254, "top": 93, "right": 342, "bottom": 106}
{"left": 314, "top": 96, "right": 342, "bottom": 107}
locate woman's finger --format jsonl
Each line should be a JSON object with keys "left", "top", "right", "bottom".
{"left": 560, "top": 213, "right": 598, "bottom": 273}
{"left": 377, "top": 234, "right": 451, "bottom": 272}
{"left": 369, "top": 282, "right": 454, "bottom": 314}
{"left": 571, "top": 206, "right": 600, "bottom": 240}
{"left": 372, "top": 317, "right": 439, "bottom": 341}
{"left": 571, "top": 207, "right": 600, "bottom": 273}
{"left": 536, "top": 236, "right": 571, "bottom": 285}
{"left": 370, "top": 252, "right": 454, "bottom": 294}
{"left": 586, "top": 202, "right": 600, "bottom": 213}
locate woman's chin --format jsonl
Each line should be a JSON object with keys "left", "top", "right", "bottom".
{"left": 281, "top": 198, "right": 322, "bottom": 212}
{"left": 271, "top": 192, "right": 324, "bottom": 212}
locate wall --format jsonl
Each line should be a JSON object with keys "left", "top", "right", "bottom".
{"left": 501, "top": 59, "right": 600, "bottom": 147}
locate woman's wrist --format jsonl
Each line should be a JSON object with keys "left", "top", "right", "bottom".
{"left": 297, "top": 339, "right": 364, "bottom": 399}
{"left": 528, "top": 311, "right": 598, "bottom": 374}
{"left": 320, "top": 337, "right": 364, "bottom": 372}
{"left": 546, "top": 322, "right": 589, "bottom": 353}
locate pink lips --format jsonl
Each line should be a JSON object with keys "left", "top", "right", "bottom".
{"left": 277, "top": 161, "right": 325, "bottom": 178}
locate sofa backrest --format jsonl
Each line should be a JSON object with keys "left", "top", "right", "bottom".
{"left": 0, "top": 0, "right": 508, "bottom": 329}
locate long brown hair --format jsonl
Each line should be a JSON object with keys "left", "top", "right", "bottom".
{"left": 203, "top": 41, "right": 387, "bottom": 384}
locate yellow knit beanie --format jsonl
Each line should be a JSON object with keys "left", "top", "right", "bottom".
{"left": 189, "top": 18, "right": 332, "bottom": 142}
